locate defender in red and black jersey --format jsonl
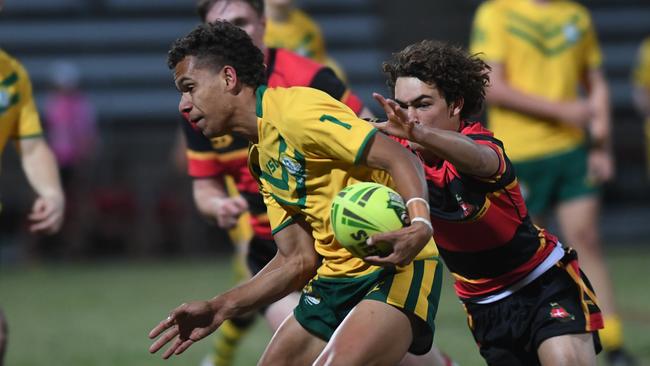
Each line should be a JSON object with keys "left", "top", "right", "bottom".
{"left": 372, "top": 40, "right": 603, "bottom": 366}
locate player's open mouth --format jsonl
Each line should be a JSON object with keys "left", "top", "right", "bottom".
{"left": 190, "top": 117, "right": 205, "bottom": 128}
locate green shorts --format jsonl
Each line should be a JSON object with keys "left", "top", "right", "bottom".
{"left": 514, "top": 145, "right": 598, "bottom": 216}
{"left": 294, "top": 257, "right": 443, "bottom": 355}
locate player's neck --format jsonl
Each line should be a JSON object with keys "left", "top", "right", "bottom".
{"left": 230, "top": 87, "right": 260, "bottom": 143}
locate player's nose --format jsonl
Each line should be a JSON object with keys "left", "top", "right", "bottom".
{"left": 178, "top": 93, "right": 192, "bottom": 114}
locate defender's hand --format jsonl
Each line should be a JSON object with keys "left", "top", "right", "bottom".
{"left": 371, "top": 93, "right": 417, "bottom": 140}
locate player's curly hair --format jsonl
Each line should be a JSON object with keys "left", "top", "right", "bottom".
{"left": 197, "top": 0, "right": 264, "bottom": 23}
{"left": 167, "top": 21, "right": 266, "bottom": 89}
{"left": 383, "top": 40, "right": 490, "bottom": 119}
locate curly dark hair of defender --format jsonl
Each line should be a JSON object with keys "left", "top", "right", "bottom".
{"left": 197, "top": 0, "right": 264, "bottom": 23}
{"left": 167, "top": 21, "right": 266, "bottom": 89}
{"left": 383, "top": 40, "right": 491, "bottom": 120}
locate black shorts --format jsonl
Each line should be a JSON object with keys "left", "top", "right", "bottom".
{"left": 463, "top": 248, "right": 603, "bottom": 366}
{"left": 246, "top": 236, "right": 277, "bottom": 276}
{"left": 245, "top": 237, "right": 278, "bottom": 315}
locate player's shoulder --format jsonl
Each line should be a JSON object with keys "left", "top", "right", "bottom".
{"left": 642, "top": 37, "right": 650, "bottom": 51}
{"left": 262, "top": 85, "right": 332, "bottom": 118}
{"left": 0, "top": 49, "right": 27, "bottom": 75}
{"left": 554, "top": 0, "right": 592, "bottom": 19}
{"left": 461, "top": 121, "right": 496, "bottom": 138}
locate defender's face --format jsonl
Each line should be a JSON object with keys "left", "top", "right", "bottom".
{"left": 205, "top": 0, "right": 266, "bottom": 50}
{"left": 175, "top": 56, "right": 230, "bottom": 138}
{"left": 394, "top": 77, "right": 458, "bottom": 150}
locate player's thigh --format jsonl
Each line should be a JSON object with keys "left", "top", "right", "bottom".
{"left": 314, "top": 299, "right": 413, "bottom": 366}
{"left": 537, "top": 333, "right": 597, "bottom": 366}
{"left": 556, "top": 195, "right": 600, "bottom": 236}
{"left": 259, "top": 313, "right": 326, "bottom": 366}
{"left": 263, "top": 291, "right": 300, "bottom": 332}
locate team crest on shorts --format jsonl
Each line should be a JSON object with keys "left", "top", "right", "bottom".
{"left": 549, "top": 302, "right": 575, "bottom": 322}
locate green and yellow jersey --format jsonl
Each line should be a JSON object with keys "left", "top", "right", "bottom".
{"left": 0, "top": 49, "right": 43, "bottom": 156}
{"left": 470, "top": 0, "right": 602, "bottom": 161}
{"left": 265, "top": 8, "right": 327, "bottom": 63}
{"left": 249, "top": 86, "right": 437, "bottom": 278}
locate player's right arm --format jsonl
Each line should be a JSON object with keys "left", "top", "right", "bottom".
{"left": 148, "top": 213, "right": 319, "bottom": 359}
{"left": 470, "top": 1, "right": 592, "bottom": 128}
{"left": 192, "top": 177, "right": 247, "bottom": 229}
{"left": 359, "top": 126, "right": 433, "bottom": 267}
{"left": 179, "top": 117, "right": 247, "bottom": 229}
{"left": 11, "top": 61, "right": 64, "bottom": 235}
{"left": 18, "top": 137, "right": 65, "bottom": 234}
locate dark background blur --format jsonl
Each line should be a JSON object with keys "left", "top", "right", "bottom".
{"left": 1, "top": 0, "right": 648, "bottom": 263}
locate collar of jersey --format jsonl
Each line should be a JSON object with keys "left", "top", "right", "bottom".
{"left": 255, "top": 85, "right": 268, "bottom": 118}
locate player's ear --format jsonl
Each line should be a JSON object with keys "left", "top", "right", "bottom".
{"left": 450, "top": 98, "right": 464, "bottom": 118}
{"left": 222, "top": 65, "right": 238, "bottom": 90}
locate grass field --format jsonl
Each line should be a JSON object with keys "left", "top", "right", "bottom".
{"left": 1, "top": 247, "right": 649, "bottom": 366}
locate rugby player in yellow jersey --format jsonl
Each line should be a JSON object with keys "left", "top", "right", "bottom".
{"left": 632, "top": 36, "right": 650, "bottom": 179}
{"left": 149, "top": 21, "right": 441, "bottom": 365}
{"left": 0, "top": 1, "right": 65, "bottom": 362}
{"left": 264, "top": 0, "right": 348, "bottom": 81}
{"left": 470, "top": 1, "right": 635, "bottom": 364}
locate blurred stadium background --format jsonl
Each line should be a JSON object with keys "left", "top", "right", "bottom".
{"left": 0, "top": 0, "right": 649, "bottom": 365}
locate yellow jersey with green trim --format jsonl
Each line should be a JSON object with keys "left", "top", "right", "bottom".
{"left": 470, "top": 0, "right": 602, "bottom": 161}
{"left": 264, "top": 9, "right": 327, "bottom": 64}
{"left": 0, "top": 50, "right": 43, "bottom": 157}
{"left": 248, "top": 85, "right": 438, "bottom": 278}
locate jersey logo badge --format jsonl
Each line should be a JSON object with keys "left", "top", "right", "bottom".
{"left": 549, "top": 302, "right": 575, "bottom": 322}
{"left": 280, "top": 154, "right": 302, "bottom": 176}
{"left": 563, "top": 24, "right": 579, "bottom": 44}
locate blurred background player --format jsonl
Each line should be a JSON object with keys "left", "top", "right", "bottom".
{"left": 632, "top": 36, "right": 650, "bottom": 180}
{"left": 0, "top": 23, "right": 65, "bottom": 366}
{"left": 470, "top": 1, "right": 635, "bottom": 365}
{"left": 188, "top": 1, "right": 368, "bottom": 365}
{"left": 264, "top": 0, "right": 348, "bottom": 81}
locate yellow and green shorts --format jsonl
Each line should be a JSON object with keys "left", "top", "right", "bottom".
{"left": 294, "top": 257, "right": 443, "bottom": 355}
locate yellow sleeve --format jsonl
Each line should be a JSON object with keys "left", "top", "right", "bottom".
{"left": 580, "top": 8, "right": 603, "bottom": 70}
{"left": 469, "top": 1, "right": 506, "bottom": 63}
{"left": 263, "top": 187, "right": 295, "bottom": 236}
{"left": 285, "top": 89, "right": 377, "bottom": 165}
{"left": 633, "top": 38, "right": 650, "bottom": 89}
{"left": 12, "top": 62, "right": 43, "bottom": 139}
